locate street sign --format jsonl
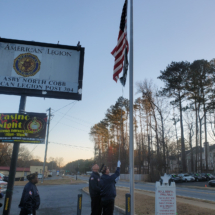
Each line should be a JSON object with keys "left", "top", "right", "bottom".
{"left": 0, "top": 113, "right": 47, "bottom": 143}
{"left": 155, "top": 174, "right": 177, "bottom": 215}
{"left": 0, "top": 38, "right": 85, "bottom": 100}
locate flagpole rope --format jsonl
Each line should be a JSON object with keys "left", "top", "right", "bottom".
{"left": 119, "top": 86, "right": 124, "bottom": 161}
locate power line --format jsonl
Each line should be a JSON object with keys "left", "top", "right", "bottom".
{"left": 53, "top": 110, "right": 93, "bottom": 125}
{"left": 49, "top": 141, "right": 93, "bottom": 151}
{"left": 51, "top": 119, "right": 89, "bottom": 132}
{"left": 52, "top": 101, "right": 76, "bottom": 114}
{"left": 50, "top": 102, "right": 77, "bottom": 132}
{"left": 53, "top": 112, "right": 91, "bottom": 128}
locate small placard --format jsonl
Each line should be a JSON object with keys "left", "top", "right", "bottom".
{"left": 155, "top": 174, "right": 177, "bottom": 215}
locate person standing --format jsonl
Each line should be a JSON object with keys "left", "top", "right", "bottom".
{"left": 100, "top": 161, "right": 121, "bottom": 215}
{"left": 89, "top": 164, "right": 102, "bottom": 215}
{"left": 19, "top": 173, "right": 40, "bottom": 215}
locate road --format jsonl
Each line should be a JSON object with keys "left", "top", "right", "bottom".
{"left": 0, "top": 183, "right": 123, "bottom": 215}
{"left": 76, "top": 175, "right": 215, "bottom": 202}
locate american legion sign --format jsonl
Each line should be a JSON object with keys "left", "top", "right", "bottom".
{"left": 0, "top": 38, "right": 85, "bottom": 100}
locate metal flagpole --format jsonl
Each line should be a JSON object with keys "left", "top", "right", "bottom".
{"left": 129, "top": 0, "right": 135, "bottom": 214}
{"left": 42, "top": 108, "right": 51, "bottom": 183}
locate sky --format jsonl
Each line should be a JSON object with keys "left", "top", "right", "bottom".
{"left": 0, "top": 0, "right": 215, "bottom": 166}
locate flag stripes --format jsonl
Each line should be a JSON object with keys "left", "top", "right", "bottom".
{"left": 111, "top": 0, "right": 129, "bottom": 82}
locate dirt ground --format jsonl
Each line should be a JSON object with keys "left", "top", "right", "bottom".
{"left": 14, "top": 177, "right": 85, "bottom": 186}
{"left": 83, "top": 187, "right": 215, "bottom": 215}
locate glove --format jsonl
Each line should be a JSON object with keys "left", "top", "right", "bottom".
{"left": 117, "top": 160, "right": 121, "bottom": 167}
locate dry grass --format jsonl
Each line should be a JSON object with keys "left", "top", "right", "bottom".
{"left": 83, "top": 187, "right": 215, "bottom": 215}
{"left": 14, "top": 177, "right": 85, "bottom": 186}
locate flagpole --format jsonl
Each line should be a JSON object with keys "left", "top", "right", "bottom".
{"left": 129, "top": 0, "right": 135, "bottom": 214}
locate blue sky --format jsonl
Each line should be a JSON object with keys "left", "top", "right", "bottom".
{"left": 0, "top": 0, "right": 215, "bottom": 165}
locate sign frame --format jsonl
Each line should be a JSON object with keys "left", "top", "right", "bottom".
{"left": 0, "top": 38, "right": 85, "bottom": 100}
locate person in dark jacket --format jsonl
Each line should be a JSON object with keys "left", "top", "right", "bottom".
{"left": 19, "top": 173, "right": 40, "bottom": 215}
{"left": 100, "top": 160, "right": 121, "bottom": 215}
{"left": 89, "top": 164, "right": 102, "bottom": 215}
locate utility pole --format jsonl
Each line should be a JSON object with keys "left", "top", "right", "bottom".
{"left": 3, "top": 95, "right": 26, "bottom": 215}
{"left": 42, "top": 108, "right": 51, "bottom": 183}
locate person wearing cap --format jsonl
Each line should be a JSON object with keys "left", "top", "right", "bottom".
{"left": 89, "top": 164, "right": 102, "bottom": 215}
{"left": 19, "top": 173, "right": 40, "bottom": 215}
{"left": 100, "top": 160, "right": 121, "bottom": 215}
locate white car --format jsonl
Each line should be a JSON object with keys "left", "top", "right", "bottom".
{"left": 178, "top": 173, "right": 195, "bottom": 182}
{"left": 0, "top": 173, "right": 4, "bottom": 181}
{"left": 37, "top": 174, "right": 43, "bottom": 179}
{"left": 0, "top": 181, "right": 7, "bottom": 194}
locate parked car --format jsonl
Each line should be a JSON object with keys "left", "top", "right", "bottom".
{"left": 208, "top": 180, "right": 215, "bottom": 187}
{"left": 3, "top": 176, "right": 8, "bottom": 182}
{"left": 15, "top": 177, "right": 24, "bottom": 181}
{"left": 200, "top": 173, "right": 207, "bottom": 181}
{"left": 202, "top": 173, "right": 215, "bottom": 181}
{"left": 191, "top": 173, "right": 203, "bottom": 182}
{"left": 0, "top": 181, "right": 7, "bottom": 194}
{"left": 37, "top": 174, "right": 43, "bottom": 179}
{"left": 169, "top": 174, "right": 183, "bottom": 183}
{"left": 0, "top": 173, "right": 4, "bottom": 181}
{"left": 48, "top": 171, "right": 52, "bottom": 177}
{"left": 178, "top": 173, "right": 195, "bottom": 182}
{"left": 159, "top": 174, "right": 182, "bottom": 184}
{"left": 2, "top": 175, "right": 24, "bottom": 182}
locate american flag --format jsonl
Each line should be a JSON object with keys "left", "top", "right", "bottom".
{"left": 111, "top": 0, "right": 129, "bottom": 83}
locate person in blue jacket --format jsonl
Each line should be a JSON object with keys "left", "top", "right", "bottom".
{"left": 19, "top": 173, "right": 40, "bottom": 215}
{"left": 100, "top": 160, "right": 121, "bottom": 215}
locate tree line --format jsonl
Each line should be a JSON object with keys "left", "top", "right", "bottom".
{"left": 0, "top": 143, "right": 64, "bottom": 170}
{"left": 90, "top": 59, "right": 215, "bottom": 181}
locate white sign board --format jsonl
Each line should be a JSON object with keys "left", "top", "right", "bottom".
{"left": 155, "top": 174, "right": 177, "bottom": 215}
{"left": 0, "top": 38, "right": 85, "bottom": 100}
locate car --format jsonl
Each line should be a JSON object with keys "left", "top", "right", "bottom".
{"left": 208, "top": 180, "right": 215, "bottom": 187}
{"left": 191, "top": 173, "right": 203, "bottom": 182}
{"left": 200, "top": 173, "right": 207, "bottom": 181}
{"left": 37, "top": 174, "right": 43, "bottom": 179}
{"left": 159, "top": 174, "right": 183, "bottom": 184}
{"left": 178, "top": 173, "right": 195, "bottom": 182}
{"left": 169, "top": 174, "right": 183, "bottom": 183}
{"left": 0, "top": 173, "right": 4, "bottom": 181}
{"left": 3, "top": 176, "right": 8, "bottom": 182}
{"left": 0, "top": 181, "right": 7, "bottom": 194}
{"left": 202, "top": 173, "right": 215, "bottom": 181}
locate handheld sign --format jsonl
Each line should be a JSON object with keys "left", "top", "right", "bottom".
{"left": 155, "top": 173, "right": 177, "bottom": 215}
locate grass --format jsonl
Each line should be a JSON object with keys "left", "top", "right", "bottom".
{"left": 83, "top": 187, "right": 215, "bottom": 215}
{"left": 14, "top": 176, "right": 85, "bottom": 186}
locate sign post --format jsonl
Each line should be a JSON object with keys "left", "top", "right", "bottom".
{"left": 155, "top": 174, "right": 177, "bottom": 215}
{"left": 3, "top": 95, "right": 26, "bottom": 215}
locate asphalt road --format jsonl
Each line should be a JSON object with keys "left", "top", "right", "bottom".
{"left": 77, "top": 175, "right": 215, "bottom": 202}
{"left": 0, "top": 183, "right": 123, "bottom": 215}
